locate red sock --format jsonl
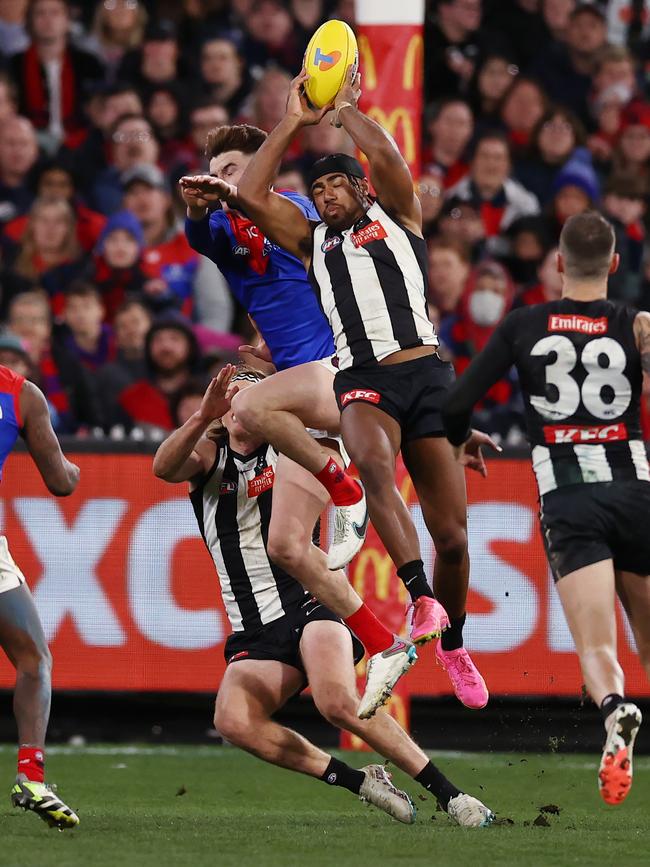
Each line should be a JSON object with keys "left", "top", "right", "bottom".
{"left": 17, "top": 746, "right": 45, "bottom": 783}
{"left": 315, "top": 457, "right": 362, "bottom": 506}
{"left": 345, "top": 604, "right": 394, "bottom": 656}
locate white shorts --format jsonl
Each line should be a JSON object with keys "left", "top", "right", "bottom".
{"left": 0, "top": 536, "right": 25, "bottom": 595}
{"left": 307, "top": 356, "right": 349, "bottom": 466}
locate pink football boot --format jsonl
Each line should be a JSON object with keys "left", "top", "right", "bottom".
{"left": 436, "top": 643, "right": 489, "bottom": 710}
{"left": 409, "top": 596, "right": 450, "bottom": 645}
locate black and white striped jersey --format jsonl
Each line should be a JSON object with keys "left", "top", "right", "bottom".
{"left": 189, "top": 441, "right": 305, "bottom": 632}
{"left": 308, "top": 201, "right": 439, "bottom": 370}
{"left": 443, "top": 298, "right": 650, "bottom": 496}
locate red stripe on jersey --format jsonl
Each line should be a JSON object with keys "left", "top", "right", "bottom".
{"left": 543, "top": 422, "right": 628, "bottom": 444}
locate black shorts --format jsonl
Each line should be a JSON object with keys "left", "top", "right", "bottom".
{"left": 333, "top": 353, "right": 455, "bottom": 441}
{"left": 223, "top": 593, "right": 365, "bottom": 679}
{"left": 540, "top": 479, "right": 650, "bottom": 582}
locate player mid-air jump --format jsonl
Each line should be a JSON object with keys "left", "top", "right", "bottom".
{"left": 231, "top": 67, "right": 492, "bottom": 718}
{"left": 443, "top": 212, "right": 649, "bottom": 806}
{"left": 153, "top": 364, "right": 494, "bottom": 828}
{"left": 0, "top": 366, "right": 80, "bottom": 828}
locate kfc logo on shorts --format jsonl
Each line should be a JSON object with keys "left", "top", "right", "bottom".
{"left": 351, "top": 220, "right": 387, "bottom": 248}
{"left": 321, "top": 235, "right": 342, "bottom": 253}
{"left": 341, "top": 389, "right": 381, "bottom": 406}
{"left": 548, "top": 314, "right": 608, "bottom": 335}
{"left": 543, "top": 422, "right": 628, "bottom": 444}
{"left": 247, "top": 466, "right": 275, "bottom": 498}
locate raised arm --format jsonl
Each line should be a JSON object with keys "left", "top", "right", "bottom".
{"left": 333, "top": 67, "right": 421, "bottom": 234}
{"left": 153, "top": 365, "right": 236, "bottom": 483}
{"left": 634, "top": 310, "right": 650, "bottom": 373}
{"left": 238, "top": 73, "right": 331, "bottom": 264}
{"left": 20, "top": 381, "right": 80, "bottom": 496}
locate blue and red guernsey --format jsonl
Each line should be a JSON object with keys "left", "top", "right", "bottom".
{"left": 185, "top": 191, "right": 335, "bottom": 370}
{"left": 0, "top": 366, "right": 24, "bottom": 478}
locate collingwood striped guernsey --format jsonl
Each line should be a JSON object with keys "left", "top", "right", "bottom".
{"left": 190, "top": 441, "right": 305, "bottom": 632}
{"left": 443, "top": 298, "right": 650, "bottom": 496}
{"left": 309, "top": 201, "right": 439, "bottom": 370}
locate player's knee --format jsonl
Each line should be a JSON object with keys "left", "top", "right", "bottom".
{"left": 433, "top": 525, "right": 468, "bottom": 565}
{"left": 15, "top": 638, "right": 51, "bottom": 681}
{"left": 266, "top": 529, "right": 306, "bottom": 574}
{"left": 351, "top": 450, "right": 394, "bottom": 496}
{"left": 214, "top": 706, "right": 252, "bottom": 747}
{"left": 230, "top": 390, "right": 264, "bottom": 435}
{"left": 315, "top": 694, "right": 357, "bottom": 730}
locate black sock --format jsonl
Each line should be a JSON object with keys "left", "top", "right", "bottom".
{"left": 440, "top": 614, "right": 466, "bottom": 651}
{"left": 320, "top": 757, "right": 365, "bottom": 795}
{"left": 600, "top": 693, "right": 625, "bottom": 723}
{"left": 415, "top": 761, "right": 461, "bottom": 811}
{"left": 397, "top": 560, "right": 434, "bottom": 602}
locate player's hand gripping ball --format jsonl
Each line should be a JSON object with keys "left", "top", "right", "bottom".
{"left": 303, "top": 19, "right": 358, "bottom": 109}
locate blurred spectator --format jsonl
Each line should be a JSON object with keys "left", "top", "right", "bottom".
{"left": 90, "top": 208, "right": 147, "bottom": 320}
{"left": 611, "top": 101, "right": 650, "bottom": 182}
{"left": 10, "top": 197, "right": 86, "bottom": 314}
{"left": 290, "top": 0, "right": 325, "bottom": 37}
{"left": 117, "top": 18, "right": 190, "bottom": 98}
{"left": 145, "top": 84, "right": 191, "bottom": 172}
{"left": 601, "top": 172, "right": 646, "bottom": 303}
{"left": 483, "top": 1, "right": 541, "bottom": 69}
{"left": 425, "top": 0, "right": 488, "bottom": 100}
{"left": 3, "top": 160, "right": 106, "bottom": 252}
{"left": 469, "top": 53, "right": 518, "bottom": 129}
{"left": 9, "top": 0, "right": 104, "bottom": 149}
{"left": 299, "top": 115, "right": 350, "bottom": 167}
{"left": 58, "top": 281, "right": 115, "bottom": 371}
{"left": 503, "top": 214, "right": 552, "bottom": 286}
{"left": 87, "top": 0, "right": 148, "bottom": 75}
{"left": 170, "top": 378, "right": 206, "bottom": 427}
{"left": 0, "top": 115, "right": 39, "bottom": 224}
{"left": 548, "top": 146, "right": 599, "bottom": 234}
{"left": 7, "top": 289, "right": 102, "bottom": 432}
{"left": 446, "top": 132, "right": 540, "bottom": 254}
{"left": 514, "top": 107, "right": 585, "bottom": 204}
{"left": 198, "top": 34, "right": 252, "bottom": 116}
{"left": 605, "top": 0, "right": 650, "bottom": 48}
{"left": 427, "top": 237, "right": 471, "bottom": 321}
{"left": 0, "top": 0, "right": 29, "bottom": 56}
{"left": 276, "top": 160, "right": 307, "bottom": 196}
{"left": 117, "top": 314, "right": 201, "bottom": 432}
{"left": 244, "top": 67, "right": 292, "bottom": 133}
{"left": 91, "top": 113, "right": 159, "bottom": 214}
{"left": 423, "top": 98, "right": 473, "bottom": 188}
{"left": 500, "top": 77, "right": 548, "bottom": 152}
{"left": 437, "top": 197, "right": 486, "bottom": 260}
{"left": 529, "top": 1, "right": 608, "bottom": 126}
{"left": 242, "top": 0, "right": 304, "bottom": 73}
{"left": 417, "top": 175, "right": 444, "bottom": 237}
{"left": 541, "top": 0, "right": 575, "bottom": 43}
{"left": 0, "top": 331, "right": 31, "bottom": 378}
{"left": 96, "top": 297, "right": 151, "bottom": 429}
{"left": 516, "top": 244, "right": 564, "bottom": 305}
{"left": 0, "top": 72, "right": 18, "bottom": 124}
{"left": 440, "top": 260, "right": 521, "bottom": 438}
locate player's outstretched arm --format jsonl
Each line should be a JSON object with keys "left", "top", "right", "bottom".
{"left": 333, "top": 66, "right": 421, "bottom": 235}
{"left": 238, "top": 71, "right": 328, "bottom": 264}
{"left": 634, "top": 310, "right": 650, "bottom": 373}
{"left": 153, "top": 365, "right": 236, "bottom": 483}
{"left": 20, "top": 381, "right": 80, "bottom": 496}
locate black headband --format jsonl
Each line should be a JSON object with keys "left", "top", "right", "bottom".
{"left": 307, "top": 153, "right": 366, "bottom": 190}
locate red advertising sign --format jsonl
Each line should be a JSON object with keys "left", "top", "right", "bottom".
{"left": 0, "top": 453, "right": 647, "bottom": 698}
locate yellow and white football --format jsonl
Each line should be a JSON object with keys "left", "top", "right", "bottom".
{"left": 303, "top": 19, "right": 358, "bottom": 110}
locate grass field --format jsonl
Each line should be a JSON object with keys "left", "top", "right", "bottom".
{"left": 0, "top": 746, "right": 649, "bottom": 867}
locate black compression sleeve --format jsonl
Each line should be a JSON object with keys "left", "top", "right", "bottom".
{"left": 442, "top": 317, "right": 517, "bottom": 445}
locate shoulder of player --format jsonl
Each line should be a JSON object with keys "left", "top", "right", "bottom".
{"left": 633, "top": 309, "right": 650, "bottom": 348}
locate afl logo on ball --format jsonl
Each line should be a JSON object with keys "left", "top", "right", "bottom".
{"left": 322, "top": 235, "right": 342, "bottom": 253}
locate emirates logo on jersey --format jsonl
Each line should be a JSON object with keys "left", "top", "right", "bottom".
{"left": 543, "top": 422, "right": 628, "bottom": 444}
{"left": 247, "top": 466, "right": 275, "bottom": 498}
{"left": 548, "top": 314, "right": 608, "bottom": 334}
{"left": 350, "top": 220, "right": 387, "bottom": 248}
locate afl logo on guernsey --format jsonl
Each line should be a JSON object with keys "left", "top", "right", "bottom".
{"left": 321, "top": 235, "right": 342, "bottom": 253}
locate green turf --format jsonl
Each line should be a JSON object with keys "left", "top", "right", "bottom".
{"left": 0, "top": 746, "right": 648, "bottom": 867}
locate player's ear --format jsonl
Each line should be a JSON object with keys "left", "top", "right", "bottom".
{"left": 609, "top": 253, "right": 621, "bottom": 275}
{"left": 556, "top": 252, "right": 564, "bottom": 274}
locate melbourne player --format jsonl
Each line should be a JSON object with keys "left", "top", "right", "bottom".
{"left": 227, "top": 68, "right": 490, "bottom": 718}
{"left": 443, "top": 212, "right": 649, "bottom": 806}
{"left": 153, "top": 364, "right": 494, "bottom": 828}
{"left": 0, "top": 366, "right": 80, "bottom": 828}
{"left": 180, "top": 124, "right": 418, "bottom": 717}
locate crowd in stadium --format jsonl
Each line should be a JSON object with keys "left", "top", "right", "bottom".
{"left": 0, "top": 0, "right": 648, "bottom": 442}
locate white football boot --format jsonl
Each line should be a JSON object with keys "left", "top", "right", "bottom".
{"left": 359, "top": 764, "right": 416, "bottom": 824}
{"left": 357, "top": 637, "right": 418, "bottom": 719}
{"left": 327, "top": 482, "right": 368, "bottom": 571}
{"left": 447, "top": 793, "right": 495, "bottom": 827}
{"left": 599, "top": 702, "right": 642, "bottom": 805}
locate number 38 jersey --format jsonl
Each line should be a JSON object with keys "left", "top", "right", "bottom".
{"left": 443, "top": 298, "right": 649, "bottom": 496}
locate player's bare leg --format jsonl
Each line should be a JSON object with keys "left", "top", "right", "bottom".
{"left": 557, "top": 561, "right": 641, "bottom": 805}
{"left": 231, "top": 362, "right": 367, "bottom": 567}
{"left": 616, "top": 570, "right": 650, "bottom": 682}
{"left": 300, "top": 620, "right": 493, "bottom": 827}
{"left": 213, "top": 659, "right": 415, "bottom": 823}
{"left": 269, "top": 452, "right": 416, "bottom": 718}
{"left": 339, "top": 403, "right": 450, "bottom": 650}
{"left": 0, "top": 584, "right": 79, "bottom": 829}
{"left": 402, "top": 436, "right": 487, "bottom": 710}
